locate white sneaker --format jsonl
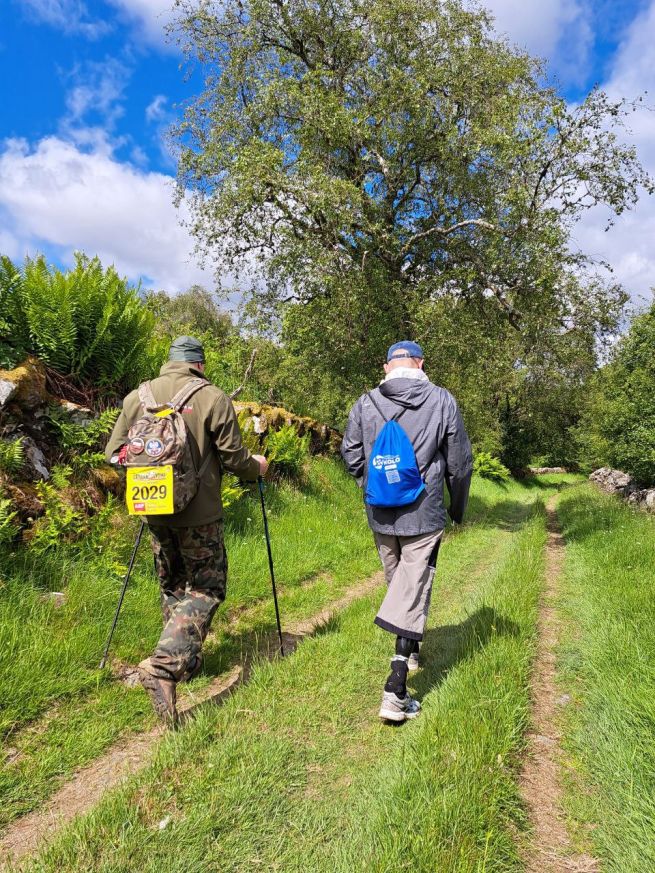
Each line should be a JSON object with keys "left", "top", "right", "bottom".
{"left": 407, "top": 651, "right": 420, "bottom": 672}
{"left": 379, "top": 691, "right": 422, "bottom": 722}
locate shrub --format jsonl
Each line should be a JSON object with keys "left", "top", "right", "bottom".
{"left": 0, "top": 256, "right": 28, "bottom": 368}
{"left": 4, "top": 253, "right": 157, "bottom": 392}
{"left": 473, "top": 452, "right": 510, "bottom": 483}
{"left": 266, "top": 424, "right": 310, "bottom": 479}
{"left": 577, "top": 303, "right": 655, "bottom": 485}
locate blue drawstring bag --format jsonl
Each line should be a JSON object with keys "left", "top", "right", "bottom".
{"left": 365, "top": 392, "right": 425, "bottom": 508}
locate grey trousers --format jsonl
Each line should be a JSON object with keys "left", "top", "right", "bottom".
{"left": 374, "top": 529, "right": 443, "bottom": 640}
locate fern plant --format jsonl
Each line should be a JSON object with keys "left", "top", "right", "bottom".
{"left": 221, "top": 474, "right": 247, "bottom": 509}
{"left": 473, "top": 451, "right": 511, "bottom": 483}
{"left": 31, "top": 466, "right": 85, "bottom": 552}
{"left": 0, "top": 498, "right": 19, "bottom": 546}
{"left": 48, "top": 407, "right": 119, "bottom": 452}
{"left": 19, "top": 254, "right": 156, "bottom": 390}
{"left": 0, "top": 438, "right": 24, "bottom": 475}
{"left": 266, "top": 424, "right": 310, "bottom": 479}
{"left": 0, "top": 256, "right": 29, "bottom": 368}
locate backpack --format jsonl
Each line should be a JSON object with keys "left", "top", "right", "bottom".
{"left": 123, "top": 377, "right": 212, "bottom": 515}
{"left": 364, "top": 391, "right": 425, "bottom": 508}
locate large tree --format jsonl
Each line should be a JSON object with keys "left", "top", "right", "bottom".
{"left": 172, "top": 0, "right": 650, "bottom": 434}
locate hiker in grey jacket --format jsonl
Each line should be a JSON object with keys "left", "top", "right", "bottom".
{"left": 341, "top": 341, "right": 472, "bottom": 722}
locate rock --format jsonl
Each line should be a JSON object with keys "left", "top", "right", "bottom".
{"left": 59, "top": 400, "right": 95, "bottom": 427}
{"left": 41, "top": 591, "right": 65, "bottom": 608}
{"left": 22, "top": 436, "right": 50, "bottom": 480}
{"left": 234, "top": 401, "right": 342, "bottom": 455}
{"left": 0, "top": 379, "right": 17, "bottom": 408}
{"left": 529, "top": 466, "right": 567, "bottom": 474}
{"left": 589, "top": 467, "right": 637, "bottom": 497}
{"left": 0, "top": 357, "right": 47, "bottom": 410}
{"left": 644, "top": 490, "right": 655, "bottom": 511}
{"left": 91, "top": 465, "right": 123, "bottom": 495}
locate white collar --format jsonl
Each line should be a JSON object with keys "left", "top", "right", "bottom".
{"left": 384, "top": 367, "right": 429, "bottom": 382}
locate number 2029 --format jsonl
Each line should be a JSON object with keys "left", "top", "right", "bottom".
{"left": 132, "top": 484, "right": 167, "bottom": 501}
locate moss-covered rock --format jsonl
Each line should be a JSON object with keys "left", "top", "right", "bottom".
{"left": 0, "top": 357, "right": 48, "bottom": 411}
{"left": 234, "top": 402, "right": 342, "bottom": 455}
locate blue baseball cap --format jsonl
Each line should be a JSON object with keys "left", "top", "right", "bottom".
{"left": 387, "top": 341, "right": 424, "bottom": 362}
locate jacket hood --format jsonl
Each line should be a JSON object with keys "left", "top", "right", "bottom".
{"left": 378, "top": 377, "right": 435, "bottom": 409}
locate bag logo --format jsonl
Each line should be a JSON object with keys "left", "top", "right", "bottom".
{"left": 129, "top": 437, "right": 145, "bottom": 455}
{"left": 372, "top": 454, "right": 401, "bottom": 470}
{"left": 145, "top": 438, "right": 164, "bottom": 458}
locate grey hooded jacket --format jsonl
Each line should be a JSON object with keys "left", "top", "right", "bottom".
{"left": 341, "top": 377, "right": 473, "bottom": 536}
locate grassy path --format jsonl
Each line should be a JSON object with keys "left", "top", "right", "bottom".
{"left": 519, "top": 497, "right": 598, "bottom": 873}
{"left": 555, "top": 485, "right": 655, "bottom": 872}
{"left": 3, "top": 475, "right": 570, "bottom": 872}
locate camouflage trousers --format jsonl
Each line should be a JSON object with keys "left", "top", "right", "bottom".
{"left": 147, "top": 521, "right": 227, "bottom": 681}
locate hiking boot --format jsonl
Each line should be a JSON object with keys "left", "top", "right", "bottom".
{"left": 138, "top": 659, "right": 178, "bottom": 726}
{"left": 407, "top": 651, "right": 420, "bottom": 672}
{"left": 181, "top": 654, "right": 203, "bottom": 684}
{"left": 378, "top": 691, "right": 422, "bottom": 723}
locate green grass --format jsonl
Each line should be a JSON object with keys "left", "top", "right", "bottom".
{"left": 556, "top": 484, "right": 655, "bottom": 872}
{"left": 12, "top": 475, "right": 564, "bottom": 872}
{"left": 0, "top": 457, "right": 380, "bottom": 826}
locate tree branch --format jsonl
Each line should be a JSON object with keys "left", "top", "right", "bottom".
{"left": 229, "top": 348, "right": 258, "bottom": 400}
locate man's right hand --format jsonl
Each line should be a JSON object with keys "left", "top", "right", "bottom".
{"left": 253, "top": 454, "right": 269, "bottom": 476}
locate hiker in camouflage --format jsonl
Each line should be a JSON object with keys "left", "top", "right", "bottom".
{"left": 106, "top": 336, "right": 268, "bottom": 725}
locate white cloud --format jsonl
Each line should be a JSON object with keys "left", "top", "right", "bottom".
{"left": 63, "top": 59, "right": 130, "bottom": 130}
{"left": 18, "top": 0, "right": 110, "bottom": 38}
{"left": 571, "top": 1, "right": 655, "bottom": 308}
{"left": 483, "top": 0, "right": 591, "bottom": 58}
{"left": 107, "top": 0, "right": 176, "bottom": 47}
{"left": 0, "top": 135, "right": 216, "bottom": 294}
{"left": 146, "top": 94, "right": 168, "bottom": 123}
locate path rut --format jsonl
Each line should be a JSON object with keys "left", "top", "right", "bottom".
{"left": 519, "top": 496, "right": 598, "bottom": 873}
{"left": 0, "top": 572, "right": 384, "bottom": 867}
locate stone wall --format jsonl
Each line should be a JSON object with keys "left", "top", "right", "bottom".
{"left": 589, "top": 467, "right": 655, "bottom": 512}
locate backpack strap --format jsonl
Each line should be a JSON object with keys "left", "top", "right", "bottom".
{"left": 367, "top": 391, "right": 406, "bottom": 423}
{"left": 138, "top": 381, "right": 160, "bottom": 412}
{"left": 168, "top": 378, "right": 211, "bottom": 411}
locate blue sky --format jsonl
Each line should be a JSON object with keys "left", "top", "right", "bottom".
{"left": 1, "top": 0, "right": 654, "bottom": 304}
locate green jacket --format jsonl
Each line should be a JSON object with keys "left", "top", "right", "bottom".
{"left": 105, "top": 361, "right": 260, "bottom": 528}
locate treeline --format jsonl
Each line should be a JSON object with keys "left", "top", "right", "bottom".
{"left": 1, "top": 253, "right": 653, "bottom": 484}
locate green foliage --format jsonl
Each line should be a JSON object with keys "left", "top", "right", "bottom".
{"left": 0, "top": 254, "right": 157, "bottom": 392}
{"left": 221, "top": 474, "right": 247, "bottom": 509}
{"left": 173, "top": 0, "right": 647, "bottom": 435}
{"left": 31, "top": 468, "right": 86, "bottom": 553}
{"left": 0, "top": 256, "right": 28, "bottom": 368}
{"left": 0, "top": 437, "right": 24, "bottom": 475}
{"left": 472, "top": 452, "right": 510, "bottom": 482}
{"left": 577, "top": 303, "right": 655, "bottom": 484}
{"left": 49, "top": 407, "right": 120, "bottom": 453}
{"left": 0, "top": 497, "right": 19, "bottom": 546}
{"left": 266, "top": 424, "right": 310, "bottom": 479}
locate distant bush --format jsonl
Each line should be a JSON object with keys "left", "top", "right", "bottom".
{"left": 0, "top": 253, "right": 157, "bottom": 391}
{"left": 577, "top": 303, "right": 655, "bottom": 485}
{"left": 473, "top": 452, "right": 510, "bottom": 483}
{"left": 266, "top": 424, "right": 310, "bottom": 479}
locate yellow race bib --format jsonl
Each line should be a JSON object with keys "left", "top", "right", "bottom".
{"left": 126, "top": 466, "right": 174, "bottom": 515}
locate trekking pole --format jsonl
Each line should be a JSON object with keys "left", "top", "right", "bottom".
{"left": 258, "top": 476, "right": 284, "bottom": 657}
{"left": 99, "top": 520, "right": 145, "bottom": 669}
